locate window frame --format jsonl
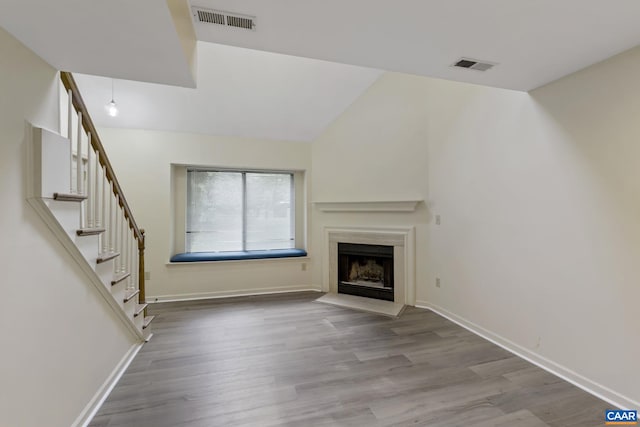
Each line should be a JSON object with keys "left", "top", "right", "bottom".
{"left": 185, "top": 167, "right": 296, "bottom": 253}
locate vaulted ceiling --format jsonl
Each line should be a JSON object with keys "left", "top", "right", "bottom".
{"left": 73, "top": 44, "right": 383, "bottom": 142}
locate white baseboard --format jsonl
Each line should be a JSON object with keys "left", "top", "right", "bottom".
{"left": 415, "top": 300, "right": 639, "bottom": 410}
{"left": 148, "top": 285, "right": 321, "bottom": 303}
{"left": 72, "top": 342, "right": 144, "bottom": 427}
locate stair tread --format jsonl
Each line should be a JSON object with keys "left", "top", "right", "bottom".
{"left": 53, "top": 192, "right": 87, "bottom": 202}
{"left": 111, "top": 271, "right": 131, "bottom": 286}
{"left": 134, "top": 303, "right": 148, "bottom": 317}
{"left": 97, "top": 251, "right": 120, "bottom": 264}
{"left": 143, "top": 315, "right": 155, "bottom": 329}
{"left": 124, "top": 289, "right": 140, "bottom": 303}
{"left": 77, "top": 227, "right": 105, "bottom": 236}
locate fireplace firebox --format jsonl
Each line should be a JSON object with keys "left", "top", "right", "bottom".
{"left": 337, "top": 243, "right": 394, "bottom": 301}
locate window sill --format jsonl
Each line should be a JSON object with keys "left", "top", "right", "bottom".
{"left": 169, "top": 249, "right": 308, "bottom": 263}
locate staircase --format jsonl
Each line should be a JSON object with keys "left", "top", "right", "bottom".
{"left": 26, "top": 72, "right": 153, "bottom": 341}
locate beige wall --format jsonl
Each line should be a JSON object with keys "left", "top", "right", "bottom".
{"left": 311, "top": 48, "right": 640, "bottom": 406}
{"left": 0, "top": 28, "right": 138, "bottom": 427}
{"left": 98, "top": 128, "right": 315, "bottom": 301}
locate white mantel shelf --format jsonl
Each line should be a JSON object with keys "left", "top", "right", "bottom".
{"left": 313, "top": 200, "right": 422, "bottom": 212}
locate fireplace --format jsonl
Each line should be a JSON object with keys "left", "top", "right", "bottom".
{"left": 338, "top": 243, "right": 394, "bottom": 301}
{"left": 325, "top": 227, "right": 415, "bottom": 306}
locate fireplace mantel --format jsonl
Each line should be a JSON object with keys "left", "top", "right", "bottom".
{"left": 313, "top": 200, "right": 422, "bottom": 213}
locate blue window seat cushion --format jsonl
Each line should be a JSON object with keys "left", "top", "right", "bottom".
{"left": 170, "top": 248, "right": 307, "bottom": 263}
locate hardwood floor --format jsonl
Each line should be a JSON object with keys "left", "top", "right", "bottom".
{"left": 90, "top": 292, "right": 609, "bottom": 427}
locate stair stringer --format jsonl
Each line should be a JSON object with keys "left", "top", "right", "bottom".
{"left": 25, "top": 122, "right": 144, "bottom": 341}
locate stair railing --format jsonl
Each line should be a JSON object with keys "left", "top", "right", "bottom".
{"left": 60, "top": 72, "right": 147, "bottom": 315}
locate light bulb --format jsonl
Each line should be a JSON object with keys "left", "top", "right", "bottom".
{"left": 106, "top": 100, "right": 118, "bottom": 117}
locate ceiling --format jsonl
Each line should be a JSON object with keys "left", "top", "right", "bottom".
{"left": 74, "top": 43, "right": 383, "bottom": 142}
{"left": 0, "top": 0, "right": 195, "bottom": 87}
{"left": 2, "top": 0, "right": 640, "bottom": 141}
{"left": 2, "top": 0, "right": 639, "bottom": 92}
{"left": 192, "top": 0, "right": 640, "bottom": 91}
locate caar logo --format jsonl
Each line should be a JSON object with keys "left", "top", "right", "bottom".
{"left": 605, "top": 410, "right": 638, "bottom": 425}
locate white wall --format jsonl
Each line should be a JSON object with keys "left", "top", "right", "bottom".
{"left": 0, "top": 28, "right": 138, "bottom": 427}
{"left": 311, "top": 48, "right": 640, "bottom": 407}
{"left": 427, "top": 49, "right": 640, "bottom": 407}
{"left": 98, "top": 128, "right": 315, "bottom": 301}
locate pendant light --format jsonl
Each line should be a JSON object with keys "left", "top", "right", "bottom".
{"left": 106, "top": 79, "right": 119, "bottom": 117}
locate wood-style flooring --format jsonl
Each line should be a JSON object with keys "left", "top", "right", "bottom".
{"left": 90, "top": 292, "right": 610, "bottom": 427}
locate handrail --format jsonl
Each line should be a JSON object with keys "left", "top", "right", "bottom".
{"left": 60, "top": 71, "right": 146, "bottom": 311}
{"left": 59, "top": 72, "right": 143, "bottom": 242}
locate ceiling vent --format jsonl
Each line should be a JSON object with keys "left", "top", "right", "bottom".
{"left": 192, "top": 7, "right": 256, "bottom": 31}
{"left": 452, "top": 58, "right": 497, "bottom": 72}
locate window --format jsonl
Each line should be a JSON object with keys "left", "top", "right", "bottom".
{"left": 186, "top": 169, "right": 294, "bottom": 252}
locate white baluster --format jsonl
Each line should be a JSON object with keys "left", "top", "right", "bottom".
{"left": 128, "top": 223, "right": 132, "bottom": 279}
{"left": 111, "top": 192, "right": 117, "bottom": 255}
{"left": 67, "top": 89, "right": 73, "bottom": 192}
{"left": 132, "top": 235, "right": 138, "bottom": 291}
{"left": 76, "top": 112, "right": 83, "bottom": 228}
{"left": 101, "top": 169, "right": 108, "bottom": 253}
{"left": 120, "top": 209, "right": 127, "bottom": 273}
{"left": 107, "top": 187, "right": 115, "bottom": 252}
{"left": 128, "top": 234, "right": 133, "bottom": 289}
{"left": 86, "top": 133, "right": 92, "bottom": 228}
{"left": 113, "top": 205, "right": 120, "bottom": 274}
{"left": 117, "top": 198, "right": 122, "bottom": 270}
{"left": 124, "top": 224, "right": 129, "bottom": 280}
{"left": 119, "top": 209, "right": 124, "bottom": 275}
{"left": 94, "top": 151, "right": 100, "bottom": 227}
{"left": 76, "top": 112, "right": 82, "bottom": 195}
{"left": 129, "top": 230, "right": 135, "bottom": 291}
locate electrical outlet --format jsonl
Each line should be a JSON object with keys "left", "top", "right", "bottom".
{"left": 435, "top": 215, "right": 441, "bottom": 225}
{"left": 436, "top": 277, "right": 441, "bottom": 288}
{"left": 301, "top": 263, "right": 307, "bottom": 271}
{"left": 145, "top": 271, "right": 151, "bottom": 280}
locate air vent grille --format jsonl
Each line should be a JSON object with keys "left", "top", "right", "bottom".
{"left": 196, "top": 10, "right": 225, "bottom": 25}
{"left": 192, "top": 7, "right": 256, "bottom": 31}
{"left": 227, "top": 15, "right": 254, "bottom": 30}
{"left": 452, "top": 57, "right": 497, "bottom": 72}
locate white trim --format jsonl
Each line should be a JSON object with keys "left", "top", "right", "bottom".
{"left": 148, "top": 286, "right": 321, "bottom": 303}
{"left": 415, "top": 300, "right": 640, "bottom": 410}
{"left": 313, "top": 200, "right": 422, "bottom": 212}
{"left": 72, "top": 342, "right": 144, "bottom": 427}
